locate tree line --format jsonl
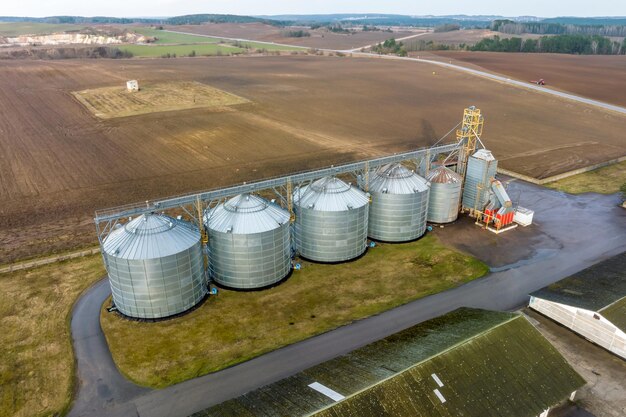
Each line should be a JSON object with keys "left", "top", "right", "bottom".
{"left": 492, "top": 20, "right": 626, "bottom": 38}
{"left": 471, "top": 34, "right": 626, "bottom": 55}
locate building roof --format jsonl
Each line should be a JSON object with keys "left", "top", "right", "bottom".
{"left": 193, "top": 308, "right": 584, "bottom": 417}
{"left": 205, "top": 193, "right": 290, "bottom": 234}
{"left": 530, "top": 252, "right": 626, "bottom": 313}
{"left": 599, "top": 297, "right": 626, "bottom": 334}
{"left": 102, "top": 213, "right": 200, "bottom": 260}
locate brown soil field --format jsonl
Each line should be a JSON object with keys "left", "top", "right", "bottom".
{"left": 0, "top": 55, "right": 625, "bottom": 262}
{"left": 163, "top": 23, "right": 415, "bottom": 50}
{"left": 431, "top": 51, "right": 626, "bottom": 107}
{"left": 410, "top": 29, "right": 543, "bottom": 47}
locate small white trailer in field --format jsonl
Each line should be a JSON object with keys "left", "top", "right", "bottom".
{"left": 126, "top": 80, "right": 139, "bottom": 92}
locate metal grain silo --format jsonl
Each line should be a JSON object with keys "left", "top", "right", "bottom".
{"left": 462, "top": 149, "right": 498, "bottom": 212}
{"left": 426, "top": 166, "right": 462, "bottom": 223}
{"left": 102, "top": 213, "right": 206, "bottom": 319}
{"left": 205, "top": 194, "right": 291, "bottom": 289}
{"left": 294, "top": 176, "right": 369, "bottom": 263}
{"left": 367, "top": 163, "right": 430, "bottom": 242}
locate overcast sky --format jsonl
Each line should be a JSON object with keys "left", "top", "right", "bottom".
{"left": 2, "top": 0, "right": 624, "bottom": 18}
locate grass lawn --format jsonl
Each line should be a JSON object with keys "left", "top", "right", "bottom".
{"left": 101, "top": 234, "right": 488, "bottom": 388}
{"left": 133, "top": 27, "right": 223, "bottom": 44}
{"left": 0, "top": 22, "right": 86, "bottom": 36}
{"left": 545, "top": 160, "right": 626, "bottom": 194}
{"left": 121, "top": 43, "right": 244, "bottom": 57}
{"left": 132, "top": 28, "right": 304, "bottom": 52}
{"left": 0, "top": 255, "right": 105, "bottom": 417}
{"left": 234, "top": 40, "right": 305, "bottom": 51}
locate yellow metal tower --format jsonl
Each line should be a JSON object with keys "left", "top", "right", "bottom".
{"left": 456, "top": 106, "right": 484, "bottom": 179}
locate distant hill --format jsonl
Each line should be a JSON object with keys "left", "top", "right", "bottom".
{"left": 542, "top": 16, "right": 626, "bottom": 26}
{"left": 0, "top": 14, "right": 289, "bottom": 26}
{"left": 1, "top": 14, "right": 625, "bottom": 29}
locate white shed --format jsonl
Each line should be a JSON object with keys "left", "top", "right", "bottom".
{"left": 126, "top": 80, "right": 139, "bottom": 92}
{"left": 529, "top": 253, "right": 626, "bottom": 359}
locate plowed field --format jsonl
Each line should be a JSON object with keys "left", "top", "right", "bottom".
{"left": 431, "top": 51, "right": 626, "bottom": 107}
{"left": 1, "top": 55, "right": 625, "bottom": 261}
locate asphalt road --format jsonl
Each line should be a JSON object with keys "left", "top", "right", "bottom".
{"left": 69, "top": 180, "right": 626, "bottom": 417}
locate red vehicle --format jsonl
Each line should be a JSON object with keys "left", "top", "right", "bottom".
{"left": 530, "top": 79, "right": 546, "bottom": 85}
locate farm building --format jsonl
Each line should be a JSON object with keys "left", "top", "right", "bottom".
{"left": 529, "top": 252, "right": 626, "bottom": 359}
{"left": 194, "top": 308, "right": 584, "bottom": 417}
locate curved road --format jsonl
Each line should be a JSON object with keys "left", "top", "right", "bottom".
{"left": 69, "top": 180, "right": 626, "bottom": 417}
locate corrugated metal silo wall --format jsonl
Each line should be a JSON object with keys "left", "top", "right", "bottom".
{"left": 208, "top": 223, "right": 291, "bottom": 289}
{"left": 105, "top": 242, "right": 206, "bottom": 319}
{"left": 462, "top": 157, "right": 498, "bottom": 211}
{"left": 368, "top": 189, "right": 430, "bottom": 242}
{"left": 295, "top": 205, "right": 368, "bottom": 262}
{"left": 427, "top": 182, "right": 462, "bottom": 223}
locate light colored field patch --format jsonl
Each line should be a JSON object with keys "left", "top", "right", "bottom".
{"left": 73, "top": 81, "right": 250, "bottom": 119}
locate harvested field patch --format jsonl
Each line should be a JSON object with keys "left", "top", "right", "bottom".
{"left": 73, "top": 81, "right": 250, "bottom": 119}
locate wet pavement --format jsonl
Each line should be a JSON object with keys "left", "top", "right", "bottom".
{"left": 435, "top": 178, "right": 625, "bottom": 272}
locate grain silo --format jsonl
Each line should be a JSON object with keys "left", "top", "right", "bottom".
{"left": 426, "top": 166, "right": 462, "bottom": 223}
{"left": 293, "top": 176, "right": 369, "bottom": 263}
{"left": 366, "top": 163, "right": 430, "bottom": 242}
{"left": 462, "top": 149, "right": 498, "bottom": 212}
{"left": 102, "top": 213, "right": 206, "bottom": 319}
{"left": 205, "top": 194, "right": 291, "bottom": 289}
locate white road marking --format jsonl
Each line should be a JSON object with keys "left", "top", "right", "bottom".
{"left": 431, "top": 373, "right": 444, "bottom": 387}
{"left": 434, "top": 388, "right": 447, "bottom": 403}
{"left": 308, "top": 382, "right": 345, "bottom": 401}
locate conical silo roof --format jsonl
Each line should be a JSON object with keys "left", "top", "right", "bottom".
{"left": 294, "top": 176, "right": 369, "bottom": 211}
{"left": 206, "top": 194, "right": 290, "bottom": 234}
{"left": 103, "top": 213, "right": 200, "bottom": 260}
{"left": 369, "top": 163, "right": 429, "bottom": 194}
{"left": 426, "top": 166, "right": 462, "bottom": 184}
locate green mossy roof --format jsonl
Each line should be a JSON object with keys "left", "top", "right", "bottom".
{"left": 530, "top": 252, "right": 626, "bottom": 312}
{"left": 313, "top": 314, "right": 584, "bottom": 417}
{"left": 195, "top": 308, "right": 584, "bottom": 417}
{"left": 600, "top": 297, "right": 626, "bottom": 333}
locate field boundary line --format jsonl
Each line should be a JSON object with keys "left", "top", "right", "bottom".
{"left": 0, "top": 247, "right": 100, "bottom": 274}
{"left": 497, "top": 155, "right": 626, "bottom": 185}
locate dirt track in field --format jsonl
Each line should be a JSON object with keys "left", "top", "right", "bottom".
{"left": 1, "top": 55, "right": 625, "bottom": 261}
{"left": 431, "top": 51, "right": 626, "bottom": 108}
{"left": 164, "top": 23, "right": 415, "bottom": 50}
